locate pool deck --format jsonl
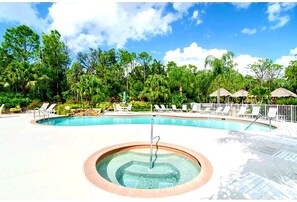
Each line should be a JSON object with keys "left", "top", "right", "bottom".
{"left": 0, "top": 111, "right": 297, "bottom": 201}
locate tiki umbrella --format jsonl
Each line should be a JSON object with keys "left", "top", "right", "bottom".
{"left": 271, "top": 87, "right": 297, "bottom": 98}
{"left": 209, "top": 88, "right": 232, "bottom": 103}
{"left": 232, "top": 89, "right": 249, "bottom": 104}
{"left": 232, "top": 89, "right": 249, "bottom": 98}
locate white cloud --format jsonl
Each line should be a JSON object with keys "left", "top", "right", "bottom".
{"left": 274, "top": 47, "right": 297, "bottom": 67}
{"left": 191, "top": 10, "right": 203, "bottom": 25}
{"left": 266, "top": 3, "right": 297, "bottom": 30}
{"left": 172, "top": 2, "right": 194, "bottom": 13}
{"left": 163, "top": 42, "right": 266, "bottom": 76}
{"left": 0, "top": 3, "right": 46, "bottom": 31}
{"left": 234, "top": 55, "right": 262, "bottom": 76}
{"left": 232, "top": 3, "right": 252, "bottom": 9}
{"left": 46, "top": 2, "right": 190, "bottom": 52}
{"left": 241, "top": 28, "right": 257, "bottom": 35}
{"left": 163, "top": 42, "right": 228, "bottom": 70}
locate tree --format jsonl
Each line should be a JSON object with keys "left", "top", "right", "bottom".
{"left": 137, "top": 52, "right": 152, "bottom": 82}
{"left": 285, "top": 60, "right": 297, "bottom": 93}
{"left": 1, "top": 25, "right": 39, "bottom": 63}
{"left": 41, "top": 30, "right": 70, "bottom": 100}
{"left": 204, "top": 51, "right": 235, "bottom": 103}
{"left": 140, "top": 74, "right": 169, "bottom": 104}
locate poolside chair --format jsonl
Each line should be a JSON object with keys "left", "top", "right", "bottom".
{"left": 154, "top": 104, "right": 162, "bottom": 112}
{"left": 199, "top": 107, "right": 211, "bottom": 114}
{"left": 115, "top": 103, "right": 124, "bottom": 112}
{"left": 190, "top": 104, "right": 199, "bottom": 113}
{"left": 160, "top": 104, "right": 170, "bottom": 111}
{"left": 267, "top": 107, "right": 277, "bottom": 121}
{"left": 182, "top": 104, "right": 188, "bottom": 112}
{"left": 220, "top": 106, "right": 231, "bottom": 116}
{"left": 212, "top": 106, "right": 223, "bottom": 115}
{"left": 237, "top": 106, "right": 247, "bottom": 117}
{"left": 171, "top": 105, "right": 181, "bottom": 112}
{"left": 0, "top": 104, "right": 4, "bottom": 115}
{"left": 127, "top": 104, "right": 132, "bottom": 112}
{"left": 34, "top": 102, "right": 49, "bottom": 118}
{"left": 41, "top": 103, "right": 56, "bottom": 117}
{"left": 246, "top": 106, "right": 260, "bottom": 119}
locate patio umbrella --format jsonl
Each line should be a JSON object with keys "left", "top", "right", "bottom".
{"left": 271, "top": 87, "right": 297, "bottom": 98}
{"left": 209, "top": 88, "right": 232, "bottom": 97}
{"left": 232, "top": 89, "right": 249, "bottom": 98}
{"left": 209, "top": 88, "right": 232, "bottom": 103}
{"left": 122, "top": 91, "right": 127, "bottom": 103}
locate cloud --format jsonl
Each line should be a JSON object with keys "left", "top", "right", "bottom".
{"left": 163, "top": 42, "right": 228, "bottom": 70}
{"left": 46, "top": 2, "right": 192, "bottom": 53}
{"left": 274, "top": 47, "right": 297, "bottom": 67}
{"left": 266, "top": 3, "right": 297, "bottom": 30}
{"left": 191, "top": 10, "right": 203, "bottom": 25}
{"left": 241, "top": 28, "right": 257, "bottom": 35}
{"left": 0, "top": 3, "right": 46, "bottom": 31}
{"left": 234, "top": 55, "right": 262, "bottom": 76}
{"left": 163, "top": 42, "right": 266, "bottom": 76}
{"left": 232, "top": 3, "right": 252, "bottom": 9}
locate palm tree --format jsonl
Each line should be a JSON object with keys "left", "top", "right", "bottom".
{"left": 204, "top": 51, "right": 235, "bottom": 103}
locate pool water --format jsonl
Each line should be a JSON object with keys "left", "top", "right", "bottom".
{"left": 96, "top": 150, "right": 201, "bottom": 189}
{"left": 37, "top": 116, "right": 274, "bottom": 131}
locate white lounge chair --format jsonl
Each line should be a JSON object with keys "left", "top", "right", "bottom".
{"left": 199, "top": 107, "right": 211, "bottom": 114}
{"left": 171, "top": 105, "right": 181, "bottom": 112}
{"left": 190, "top": 104, "right": 199, "bottom": 113}
{"left": 127, "top": 104, "right": 132, "bottom": 112}
{"left": 0, "top": 104, "right": 4, "bottom": 115}
{"left": 182, "top": 104, "right": 188, "bottom": 112}
{"left": 220, "top": 106, "right": 231, "bottom": 116}
{"left": 238, "top": 106, "right": 247, "bottom": 117}
{"left": 115, "top": 103, "right": 123, "bottom": 112}
{"left": 34, "top": 102, "right": 49, "bottom": 118}
{"left": 160, "top": 104, "right": 170, "bottom": 111}
{"left": 265, "top": 107, "right": 278, "bottom": 121}
{"left": 154, "top": 104, "right": 162, "bottom": 112}
{"left": 246, "top": 106, "right": 260, "bottom": 118}
{"left": 212, "top": 106, "right": 223, "bottom": 115}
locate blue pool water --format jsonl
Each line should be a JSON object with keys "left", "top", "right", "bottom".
{"left": 97, "top": 150, "right": 200, "bottom": 189}
{"left": 37, "top": 116, "right": 275, "bottom": 131}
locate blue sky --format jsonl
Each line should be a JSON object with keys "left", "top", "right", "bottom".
{"left": 0, "top": 2, "right": 296, "bottom": 75}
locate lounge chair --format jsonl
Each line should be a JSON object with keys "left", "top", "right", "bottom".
{"left": 115, "top": 103, "right": 124, "bottom": 112}
{"left": 127, "top": 104, "right": 132, "bottom": 112}
{"left": 160, "top": 104, "right": 170, "bottom": 111}
{"left": 246, "top": 106, "right": 260, "bottom": 118}
{"left": 212, "top": 106, "right": 223, "bottom": 115}
{"left": 199, "top": 107, "right": 211, "bottom": 114}
{"left": 154, "top": 104, "right": 162, "bottom": 112}
{"left": 238, "top": 106, "right": 247, "bottom": 117}
{"left": 34, "top": 103, "right": 49, "bottom": 118}
{"left": 267, "top": 107, "right": 278, "bottom": 121}
{"left": 171, "top": 105, "right": 181, "bottom": 112}
{"left": 182, "top": 104, "right": 188, "bottom": 112}
{"left": 220, "top": 106, "right": 231, "bottom": 116}
{"left": 0, "top": 104, "right": 4, "bottom": 115}
{"left": 40, "top": 103, "right": 56, "bottom": 118}
{"left": 190, "top": 104, "right": 199, "bottom": 113}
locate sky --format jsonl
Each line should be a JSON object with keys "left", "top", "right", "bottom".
{"left": 0, "top": 1, "right": 297, "bottom": 76}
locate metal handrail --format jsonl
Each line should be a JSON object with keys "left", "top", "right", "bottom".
{"left": 150, "top": 115, "right": 160, "bottom": 169}
{"left": 245, "top": 114, "right": 262, "bottom": 131}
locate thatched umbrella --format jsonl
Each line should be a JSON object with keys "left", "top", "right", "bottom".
{"left": 271, "top": 87, "right": 297, "bottom": 98}
{"left": 232, "top": 89, "right": 249, "bottom": 98}
{"left": 209, "top": 88, "right": 232, "bottom": 103}
{"left": 232, "top": 89, "right": 249, "bottom": 104}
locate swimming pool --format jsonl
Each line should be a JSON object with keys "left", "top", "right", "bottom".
{"left": 37, "top": 116, "right": 275, "bottom": 131}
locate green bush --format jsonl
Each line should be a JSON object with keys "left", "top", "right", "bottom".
{"left": 10, "top": 105, "right": 22, "bottom": 113}
{"left": 27, "top": 100, "right": 41, "bottom": 110}
{"left": 276, "top": 98, "right": 297, "bottom": 105}
{"left": 129, "top": 101, "right": 151, "bottom": 112}
{"left": 56, "top": 104, "right": 82, "bottom": 115}
{"left": 0, "top": 93, "right": 32, "bottom": 108}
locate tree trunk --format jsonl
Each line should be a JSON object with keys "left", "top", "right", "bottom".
{"left": 217, "top": 85, "right": 220, "bottom": 104}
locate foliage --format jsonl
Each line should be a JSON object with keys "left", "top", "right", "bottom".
{"left": 129, "top": 101, "right": 151, "bottom": 111}
{"left": 10, "top": 105, "right": 22, "bottom": 113}
{"left": 275, "top": 97, "right": 297, "bottom": 105}
{"left": 56, "top": 103, "right": 82, "bottom": 115}
{"left": 0, "top": 93, "right": 32, "bottom": 108}
{"left": 27, "top": 100, "right": 41, "bottom": 110}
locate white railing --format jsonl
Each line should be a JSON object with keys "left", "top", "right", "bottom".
{"left": 190, "top": 103, "right": 297, "bottom": 123}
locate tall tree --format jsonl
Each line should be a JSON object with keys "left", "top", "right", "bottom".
{"left": 204, "top": 51, "right": 235, "bottom": 103}
{"left": 1, "top": 25, "right": 39, "bottom": 63}
{"left": 285, "top": 60, "right": 297, "bottom": 93}
{"left": 41, "top": 30, "right": 70, "bottom": 100}
{"left": 137, "top": 52, "right": 152, "bottom": 82}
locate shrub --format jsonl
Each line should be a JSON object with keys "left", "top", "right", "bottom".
{"left": 27, "top": 100, "right": 41, "bottom": 110}
{"left": 10, "top": 105, "right": 22, "bottom": 113}
{"left": 129, "top": 101, "right": 151, "bottom": 112}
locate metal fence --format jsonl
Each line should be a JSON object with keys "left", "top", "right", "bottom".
{"left": 192, "top": 103, "right": 297, "bottom": 123}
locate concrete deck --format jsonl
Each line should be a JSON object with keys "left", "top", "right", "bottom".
{"left": 0, "top": 112, "right": 297, "bottom": 201}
